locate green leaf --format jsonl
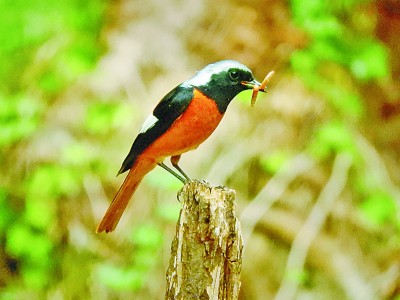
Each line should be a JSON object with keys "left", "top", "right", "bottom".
{"left": 97, "top": 264, "right": 144, "bottom": 291}
{"left": 0, "top": 188, "right": 13, "bottom": 232}
{"left": 145, "top": 167, "right": 183, "bottom": 191}
{"left": 285, "top": 268, "right": 310, "bottom": 285}
{"left": 26, "top": 166, "right": 56, "bottom": 198}
{"left": 0, "top": 94, "right": 42, "bottom": 146}
{"left": 302, "top": 17, "right": 343, "bottom": 38}
{"left": 6, "top": 224, "right": 33, "bottom": 257}
{"left": 350, "top": 42, "right": 389, "bottom": 81}
{"left": 130, "top": 223, "right": 163, "bottom": 250}
{"left": 360, "top": 191, "right": 396, "bottom": 226}
{"left": 24, "top": 197, "right": 55, "bottom": 230}
{"left": 61, "top": 142, "right": 92, "bottom": 166}
{"left": 26, "top": 165, "right": 81, "bottom": 202}
{"left": 309, "top": 39, "right": 345, "bottom": 63}
{"left": 260, "top": 151, "right": 290, "bottom": 174}
{"left": 133, "top": 249, "right": 159, "bottom": 270}
{"left": 6, "top": 224, "right": 53, "bottom": 264}
{"left": 84, "top": 102, "right": 133, "bottom": 135}
{"left": 318, "top": 80, "right": 363, "bottom": 119}
{"left": 291, "top": 0, "right": 330, "bottom": 23}
{"left": 291, "top": 50, "right": 318, "bottom": 75}
{"left": 0, "top": 0, "right": 106, "bottom": 95}
{"left": 156, "top": 202, "right": 181, "bottom": 222}
{"left": 308, "top": 121, "right": 358, "bottom": 159}
{"left": 38, "top": 71, "right": 65, "bottom": 94}
{"left": 21, "top": 265, "right": 49, "bottom": 290}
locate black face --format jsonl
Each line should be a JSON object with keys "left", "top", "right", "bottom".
{"left": 186, "top": 60, "right": 259, "bottom": 113}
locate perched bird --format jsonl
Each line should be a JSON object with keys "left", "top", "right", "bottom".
{"left": 97, "top": 60, "right": 266, "bottom": 233}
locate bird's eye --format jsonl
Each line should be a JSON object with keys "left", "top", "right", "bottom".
{"left": 229, "top": 70, "right": 239, "bottom": 81}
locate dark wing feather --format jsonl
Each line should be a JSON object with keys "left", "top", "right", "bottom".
{"left": 118, "top": 85, "right": 193, "bottom": 174}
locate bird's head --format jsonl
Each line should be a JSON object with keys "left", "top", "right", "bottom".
{"left": 184, "top": 60, "right": 265, "bottom": 113}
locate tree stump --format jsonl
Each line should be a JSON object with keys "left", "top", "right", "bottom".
{"left": 166, "top": 180, "right": 243, "bottom": 300}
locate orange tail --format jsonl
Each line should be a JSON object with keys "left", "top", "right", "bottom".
{"left": 96, "top": 158, "right": 157, "bottom": 233}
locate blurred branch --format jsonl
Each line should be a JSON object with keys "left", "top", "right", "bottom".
{"left": 255, "top": 208, "right": 377, "bottom": 300}
{"left": 273, "top": 153, "right": 376, "bottom": 300}
{"left": 83, "top": 174, "right": 110, "bottom": 226}
{"left": 166, "top": 180, "right": 243, "bottom": 300}
{"left": 355, "top": 131, "right": 400, "bottom": 206}
{"left": 240, "top": 153, "right": 316, "bottom": 243}
{"left": 371, "top": 263, "right": 400, "bottom": 299}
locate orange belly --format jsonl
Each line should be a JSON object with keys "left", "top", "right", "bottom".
{"left": 141, "top": 89, "right": 224, "bottom": 161}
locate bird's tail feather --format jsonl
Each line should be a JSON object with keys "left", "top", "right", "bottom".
{"left": 96, "top": 158, "right": 156, "bottom": 233}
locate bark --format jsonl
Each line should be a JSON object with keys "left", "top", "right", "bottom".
{"left": 166, "top": 180, "right": 243, "bottom": 300}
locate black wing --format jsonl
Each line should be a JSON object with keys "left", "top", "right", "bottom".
{"left": 117, "top": 84, "right": 194, "bottom": 174}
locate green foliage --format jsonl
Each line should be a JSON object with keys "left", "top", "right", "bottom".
{"left": 97, "top": 223, "right": 164, "bottom": 291}
{"left": 84, "top": 102, "right": 134, "bottom": 135}
{"left": 24, "top": 165, "right": 80, "bottom": 230}
{"left": 0, "top": 0, "right": 395, "bottom": 298}
{"left": 27, "top": 165, "right": 81, "bottom": 199}
{"left": 286, "top": 268, "right": 310, "bottom": 286}
{"left": 350, "top": 41, "right": 389, "bottom": 81}
{"left": 145, "top": 167, "right": 183, "bottom": 191}
{"left": 360, "top": 191, "right": 396, "bottom": 226}
{"left": 0, "top": 0, "right": 105, "bottom": 95}
{"left": 61, "top": 142, "right": 94, "bottom": 167}
{"left": 307, "top": 121, "right": 359, "bottom": 160}
{"left": 97, "top": 264, "right": 144, "bottom": 291}
{"left": 0, "top": 0, "right": 106, "bottom": 296}
{"left": 3, "top": 162, "right": 89, "bottom": 292}
{"left": 290, "top": 0, "right": 367, "bottom": 38}
{"left": 156, "top": 202, "right": 181, "bottom": 222}
{"left": 289, "top": 0, "right": 397, "bottom": 230}
{"left": 131, "top": 223, "right": 163, "bottom": 251}
{"left": 0, "top": 94, "right": 43, "bottom": 147}
{"left": 260, "top": 151, "right": 291, "bottom": 174}
{"left": 6, "top": 224, "right": 52, "bottom": 265}
{"left": 6, "top": 223, "right": 53, "bottom": 289}
{"left": 131, "top": 223, "right": 164, "bottom": 270}
{"left": 354, "top": 165, "right": 398, "bottom": 228}
{"left": 290, "top": 0, "right": 388, "bottom": 120}
{"left": 0, "top": 188, "right": 14, "bottom": 232}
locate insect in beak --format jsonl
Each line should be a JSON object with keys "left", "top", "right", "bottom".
{"left": 242, "top": 70, "right": 275, "bottom": 107}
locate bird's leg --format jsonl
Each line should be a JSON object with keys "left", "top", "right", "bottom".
{"left": 171, "top": 155, "right": 190, "bottom": 181}
{"left": 157, "top": 162, "right": 186, "bottom": 183}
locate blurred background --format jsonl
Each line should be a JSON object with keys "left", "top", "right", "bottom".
{"left": 1, "top": 0, "right": 399, "bottom": 299}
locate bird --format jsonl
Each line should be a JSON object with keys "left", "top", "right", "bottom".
{"left": 97, "top": 60, "right": 266, "bottom": 233}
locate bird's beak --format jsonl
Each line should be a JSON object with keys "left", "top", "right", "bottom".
{"left": 241, "top": 79, "right": 267, "bottom": 92}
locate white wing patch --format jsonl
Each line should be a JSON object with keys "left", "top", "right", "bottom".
{"left": 140, "top": 114, "right": 159, "bottom": 133}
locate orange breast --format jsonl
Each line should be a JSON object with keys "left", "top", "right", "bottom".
{"left": 141, "top": 89, "right": 224, "bottom": 161}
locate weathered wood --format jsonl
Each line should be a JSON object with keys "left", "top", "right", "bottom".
{"left": 166, "top": 180, "right": 243, "bottom": 300}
